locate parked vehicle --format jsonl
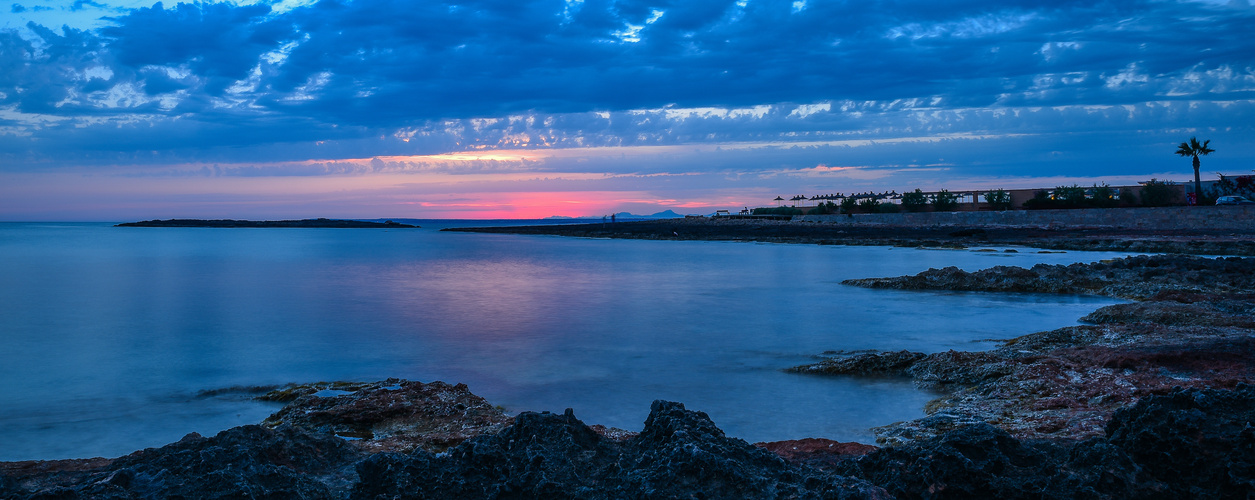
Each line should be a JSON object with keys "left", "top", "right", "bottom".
{"left": 1216, "top": 195, "right": 1255, "bottom": 205}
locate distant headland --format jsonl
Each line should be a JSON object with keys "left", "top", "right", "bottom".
{"left": 115, "top": 218, "right": 418, "bottom": 228}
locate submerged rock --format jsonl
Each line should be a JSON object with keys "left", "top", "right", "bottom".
{"left": 787, "top": 350, "right": 927, "bottom": 376}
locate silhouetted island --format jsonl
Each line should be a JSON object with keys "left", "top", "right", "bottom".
{"left": 116, "top": 218, "right": 418, "bottom": 228}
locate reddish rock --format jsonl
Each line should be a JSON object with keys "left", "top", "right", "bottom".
{"left": 755, "top": 438, "right": 878, "bottom": 466}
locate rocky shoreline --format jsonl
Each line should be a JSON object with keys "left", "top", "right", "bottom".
{"left": 443, "top": 218, "right": 1255, "bottom": 255}
{"left": 5, "top": 378, "right": 1255, "bottom": 497}
{"left": 6, "top": 226, "right": 1255, "bottom": 497}
{"left": 793, "top": 254, "right": 1255, "bottom": 446}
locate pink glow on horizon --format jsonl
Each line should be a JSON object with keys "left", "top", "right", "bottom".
{"left": 406, "top": 191, "right": 695, "bottom": 219}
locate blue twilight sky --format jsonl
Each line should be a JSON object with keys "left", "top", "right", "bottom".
{"left": 2, "top": 0, "right": 1254, "bottom": 219}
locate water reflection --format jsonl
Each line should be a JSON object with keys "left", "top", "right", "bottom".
{"left": 0, "top": 224, "right": 1129, "bottom": 460}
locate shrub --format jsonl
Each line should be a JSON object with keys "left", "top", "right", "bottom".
{"left": 877, "top": 203, "right": 901, "bottom": 213}
{"left": 1140, "top": 179, "right": 1180, "bottom": 207}
{"left": 1055, "top": 185, "right": 1088, "bottom": 207}
{"left": 1023, "top": 190, "right": 1055, "bottom": 210}
{"left": 857, "top": 197, "right": 881, "bottom": 213}
{"left": 808, "top": 201, "right": 838, "bottom": 215}
{"left": 840, "top": 197, "right": 858, "bottom": 214}
{"left": 901, "top": 189, "right": 929, "bottom": 212}
{"left": 985, "top": 189, "right": 1012, "bottom": 211}
{"left": 1091, "top": 184, "right": 1117, "bottom": 208}
{"left": 932, "top": 190, "right": 959, "bottom": 212}
{"left": 1118, "top": 188, "right": 1138, "bottom": 207}
{"left": 751, "top": 207, "right": 803, "bottom": 216}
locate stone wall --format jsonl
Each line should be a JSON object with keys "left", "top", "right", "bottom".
{"left": 797, "top": 205, "right": 1255, "bottom": 231}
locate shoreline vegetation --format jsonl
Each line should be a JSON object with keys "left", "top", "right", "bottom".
{"left": 115, "top": 218, "right": 419, "bottom": 228}
{"left": 6, "top": 216, "right": 1255, "bottom": 497}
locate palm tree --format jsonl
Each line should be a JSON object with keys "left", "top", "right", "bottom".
{"left": 1176, "top": 137, "right": 1215, "bottom": 205}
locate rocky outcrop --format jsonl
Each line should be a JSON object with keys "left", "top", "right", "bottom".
{"left": 8, "top": 384, "right": 1255, "bottom": 498}
{"left": 1, "top": 400, "right": 890, "bottom": 499}
{"left": 258, "top": 379, "right": 513, "bottom": 453}
{"left": 354, "top": 401, "right": 890, "bottom": 499}
{"left": 838, "top": 386, "right": 1255, "bottom": 499}
{"left": 788, "top": 350, "right": 927, "bottom": 376}
{"left": 0, "top": 425, "right": 363, "bottom": 499}
{"left": 798, "top": 255, "right": 1255, "bottom": 444}
{"left": 842, "top": 254, "right": 1255, "bottom": 300}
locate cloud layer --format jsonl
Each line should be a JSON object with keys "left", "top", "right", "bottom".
{"left": 2, "top": 0, "right": 1254, "bottom": 218}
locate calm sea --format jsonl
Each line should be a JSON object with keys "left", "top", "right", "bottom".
{"left": 0, "top": 221, "right": 1127, "bottom": 461}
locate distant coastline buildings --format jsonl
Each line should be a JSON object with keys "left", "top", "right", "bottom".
{"left": 765, "top": 180, "right": 1218, "bottom": 213}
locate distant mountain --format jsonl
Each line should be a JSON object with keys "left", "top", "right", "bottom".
{"left": 544, "top": 210, "right": 688, "bottom": 220}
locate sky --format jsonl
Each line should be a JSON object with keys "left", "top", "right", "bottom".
{"left": 2, "top": 0, "right": 1254, "bottom": 220}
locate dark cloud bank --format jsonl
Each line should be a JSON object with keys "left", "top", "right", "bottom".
{"left": 1, "top": 0, "right": 1253, "bottom": 169}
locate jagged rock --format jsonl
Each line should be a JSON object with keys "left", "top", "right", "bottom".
{"left": 843, "top": 386, "right": 1255, "bottom": 499}
{"left": 1105, "top": 385, "right": 1255, "bottom": 498}
{"left": 8, "top": 386, "right": 1255, "bottom": 499}
{"left": 260, "top": 378, "right": 512, "bottom": 453}
{"left": 838, "top": 423, "right": 1061, "bottom": 499}
{"left": 353, "top": 401, "right": 891, "bottom": 499}
{"left": 0, "top": 425, "right": 362, "bottom": 499}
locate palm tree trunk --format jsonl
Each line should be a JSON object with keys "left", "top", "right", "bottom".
{"left": 1193, "top": 156, "right": 1202, "bottom": 205}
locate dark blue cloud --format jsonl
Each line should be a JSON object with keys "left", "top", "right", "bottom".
{"left": 1, "top": 0, "right": 1253, "bottom": 168}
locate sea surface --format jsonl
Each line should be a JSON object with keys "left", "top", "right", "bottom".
{"left": 0, "top": 221, "right": 1130, "bottom": 461}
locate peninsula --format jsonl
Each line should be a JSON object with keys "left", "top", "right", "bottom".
{"left": 115, "top": 218, "right": 418, "bottom": 228}
{"left": 441, "top": 210, "right": 1255, "bottom": 256}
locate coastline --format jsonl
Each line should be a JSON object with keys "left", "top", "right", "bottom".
{"left": 441, "top": 216, "right": 1255, "bottom": 256}
{"left": 5, "top": 219, "right": 1255, "bottom": 497}
{"left": 115, "top": 218, "right": 419, "bottom": 228}
{"left": 794, "top": 254, "right": 1255, "bottom": 445}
